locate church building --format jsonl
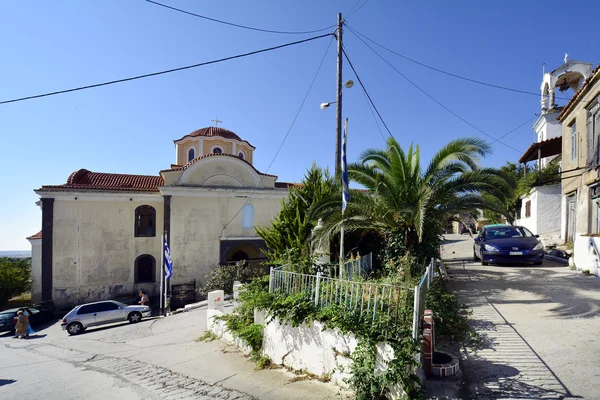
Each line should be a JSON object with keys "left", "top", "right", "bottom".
{"left": 27, "top": 126, "right": 290, "bottom": 308}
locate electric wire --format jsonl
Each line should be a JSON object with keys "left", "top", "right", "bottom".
{"left": 345, "top": 27, "right": 522, "bottom": 153}
{"left": 345, "top": 24, "right": 573, "bottom": 102}
{"left": 221, "top": 36, "right": 335, "bottom": 232}
{"left": 346, "top": 0, "right": 370, "bottom": 19}
{"left": 490, "top": 115, "right": 538, "bottom": 144}
{"left": 144, "top": 0, "right": 336, "bottom": 35}
{"left": 341, "top": 47, "right": 396, "bottom": 140}
{"left": 0, "top": 34, "right": 333, "bottom": 106}
{"left": 362, "top": 87, "right": 387, "bottom": 144}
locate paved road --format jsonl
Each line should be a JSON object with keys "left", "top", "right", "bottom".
{"left": 441, "top": 234, "right": 600, "bottom": 399}
{"left": 0, "top": 307, "right": 346, "bottom": 400}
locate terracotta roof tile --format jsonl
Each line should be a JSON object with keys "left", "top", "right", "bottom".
{"left": 26, "top": 231, "right": 42, "bottom": 240}
{"left": 174, "top": 127, "right": 255, "bottom": 149}
{"left": 41, "top": 169, "right": 163, "bottom": 192}
{"left": 558, "top": 64, "right": 600, "bottom": 121}
{"left": 162, "top": 153, "right": 279, "bottom": 179}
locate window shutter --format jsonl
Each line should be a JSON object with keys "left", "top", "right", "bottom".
{"left": 587, "top": 114, "right": 594, "bottom": 166}
{"left": 595, "top": 112, "right": 600, "bottom": 165}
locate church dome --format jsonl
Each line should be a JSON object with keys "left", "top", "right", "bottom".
{"left": 175, "top": 126, "right": 242, "bottom": 142}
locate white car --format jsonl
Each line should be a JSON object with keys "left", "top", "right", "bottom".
{"left": 61, "top": 300, "right": 151, "bottom": 335}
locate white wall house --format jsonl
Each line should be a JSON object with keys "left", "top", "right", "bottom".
{"left": 515, "top": 184, "right": 561, "bottom": 245}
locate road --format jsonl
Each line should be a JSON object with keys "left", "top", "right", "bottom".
{"left": 441, "top": 234, "right": 600, "bottom": 399}
{"left": 0, "top": 307, "right": 346, "bottom": 400}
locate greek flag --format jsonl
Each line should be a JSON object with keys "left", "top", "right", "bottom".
{"left": 341, "top": 118, "right": 350, "bottom": 213}
{"left": 164, "top": 236, "right": 173, "bottom": 279}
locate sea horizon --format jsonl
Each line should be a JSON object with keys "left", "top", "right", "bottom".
{"left": 0, "top": 250, "right": 32, "bottom": 258}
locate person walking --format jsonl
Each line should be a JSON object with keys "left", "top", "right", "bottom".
{"left": 13, "top": 310, "right": 29, "bottom": 339}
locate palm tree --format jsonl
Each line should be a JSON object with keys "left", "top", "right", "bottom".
{"left": 311, "top": 137, "right": 510, "bottom": 258}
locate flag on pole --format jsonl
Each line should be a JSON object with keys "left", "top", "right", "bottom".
{"left": 341, "top": 118, "right": 350, "bottom": 213}
{"left": 164, "top": 236, "right": 173, "bottom": 279}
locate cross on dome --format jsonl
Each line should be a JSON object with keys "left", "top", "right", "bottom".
{"left": 211, "top": 116, "right": 223, "bottom": 127}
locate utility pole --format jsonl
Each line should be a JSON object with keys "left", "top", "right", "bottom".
{"left": 335, "top": 13, "right": 343, "bottom": 174}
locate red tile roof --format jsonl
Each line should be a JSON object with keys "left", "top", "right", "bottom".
{"left": 162, "top": 153, "right": 279, "bottom": 179}
{"left": 174, "top": 127, "right": 255, "bottom": 149}
{"left": 40, "top": 169, "right": 163, "bottom": 192}
{"left": 518, "top": 136, "right": 562, "bottom": 164}
{"left": 26, "top": 231, "right": 42, "bottom": 240}
{"left": 558, "top": 64, "right": 600, "bottom": 121}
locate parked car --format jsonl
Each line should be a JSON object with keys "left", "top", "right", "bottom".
{"left": 0, "top": 304, "right": 56, "bottom": 334}
{"left": 473, "top": 224, "right": 544, "bottom": 266}
{"left": 61, "top": 300, "right": 151, "bottom": 335}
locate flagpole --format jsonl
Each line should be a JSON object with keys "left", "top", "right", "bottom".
{"left": 340, "top": 118, "right": 348, "bottom": 279}
{"left": 160, "top": 232, "right": 165, "bottom": 316}
{"left": 164, "top": 232, "right": 169, "bottom": 315}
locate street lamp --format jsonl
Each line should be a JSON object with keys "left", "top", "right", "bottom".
{"left": 320, "top": 80, "right": 354, "bottom": 171}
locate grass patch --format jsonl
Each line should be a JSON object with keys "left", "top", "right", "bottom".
{"left": 196, "top": 330, "right": 219, "bottom": 342}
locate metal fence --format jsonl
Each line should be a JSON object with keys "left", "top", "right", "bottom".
{"left": 318, "top": 253, "right": 373, "bottom": 279}
{"left": 411, "top": 259, "right": 435, "bottom": 340}
{"left": 269, "top": 257, "right": 438, "bottom": 340}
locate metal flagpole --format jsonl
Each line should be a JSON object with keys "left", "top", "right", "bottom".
{"left": 160, "top": 232, "right": 165, "bottom": 316}
{"left": 340, "top": 118, "right": 349, "bottom": 279}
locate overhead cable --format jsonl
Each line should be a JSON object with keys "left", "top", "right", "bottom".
{"left": 221, "top": 36, "right": 335, "bottom": 232}
{"left": 345, "top": 24, "right": 573, "bottom": 102}
{"left": 145, "top": 0, "right": 336, "bottom": 35}
{"left": 341, "top": 48, "right": 396, "bottom": 141}
{"left": 346, "top": 27, "right": 522, "bottom": 153}
{"left": 0, "top": 33, "right": 333, "bottom": 105}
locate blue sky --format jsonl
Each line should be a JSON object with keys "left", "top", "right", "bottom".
{"left": 1, "top": 0, "right": 599, "bottom": 250}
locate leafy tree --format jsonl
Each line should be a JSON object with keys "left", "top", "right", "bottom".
{"left": 255, "top": 164, "right": 336, "bottom": 271}
{"left": 312, "top": 137, "right": 510, "bottom": 265}
{"left": 0, "top": 257, "right": 31, "bottom": 307}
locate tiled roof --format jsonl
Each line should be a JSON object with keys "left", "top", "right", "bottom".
{"left": 518, "top": 136, "right": 562, "bottom": 164}
{"left": 558, "top": 64, "right": 600, "bottom": 121}
{"left": 26, "top": 231, "right": 42, "bottom": 240}
{"left": 40, "top": 169, "right": 163, "bottom": 192}
{"left": 162, "top": 153, "right": 279, "bottom": 178}
{"left": 174, "top": 127, "right": 255, "bottom": 149}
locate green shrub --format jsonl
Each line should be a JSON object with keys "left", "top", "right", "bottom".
{"left": 0, "top": 257, "right": 31, "bottom": 307}
{"left": 424, "top": 280, "right": 471, "bottom": 341}
{"left": 199, "top": 261, "right": 268, "bottom": 296}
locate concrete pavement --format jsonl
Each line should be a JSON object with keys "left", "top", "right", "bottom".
{"left": 0, "top": 306, "right": 348, "bottom": 400}
{"left": 441, "top": 234, "right": 600, "bottom": 399}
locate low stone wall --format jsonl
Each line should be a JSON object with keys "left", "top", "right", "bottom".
{"left": 573, "top": 234, "right": 600, "bottom": 276}
{"left": 205, "top": 290, "right": 405, "bottom": 398}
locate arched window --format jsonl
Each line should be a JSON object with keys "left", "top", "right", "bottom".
{"left": 135, "top": 254, "right": 155, "bottom": 283}
{"left": 213, "top": 147, "right": 223, "bottom": 154}
{"left": 238, "top": 151, "right": 245, "bottom": 160}
{"left": 188, "top": 148, "right": 195, "bottom": 162}
{"left": 242, "top": 203, "right": 254, "bottom": 229}
{"left": 135, "top": 205, "right": 156, "bottom": 237}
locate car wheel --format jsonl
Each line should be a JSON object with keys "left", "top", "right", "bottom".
{"left": 473, "top": 249, "right": 479, "bottom": 261}
{"left": 128, "top": 312, "right": 142, "bottom": 324}
{"left": 67, "top": 322, "right": 83, "bottom": 335}
{"left": 481, "top": 258, "right": 489, "bottom": 266}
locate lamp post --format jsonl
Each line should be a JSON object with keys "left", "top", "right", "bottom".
{"left": 321, "top": 79, "right": 354, "bottom": 172}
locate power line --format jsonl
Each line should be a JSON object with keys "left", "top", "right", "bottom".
{"left": 490, "top": 115, "right": 538, "bottom": 144}
{"left": 144, "top": 0, "right": 336, "bottom": 35}
{"left": 345, "top": 26, "right": 522, "bottom": 153}
{"left": 0, "top": 34, "right": 333, "bottom": 106}
{"left": 361, "top": 86, "right": 387, "bottom": 144}
{"left": 345, "top": 24, "right": 574, "bottom": 102}
{"left": 221, "top": 36, "right": 335, "bottom": 232}
{"left": 341, "top": 47, "right": 396, "bottom": 141}
{"left": 347, "top": 0, "right": 371, "bottom": 19}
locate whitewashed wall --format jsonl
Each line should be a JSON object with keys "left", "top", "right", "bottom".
{"left": 573, "top": 234, "right": 600, "bottom": 276}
